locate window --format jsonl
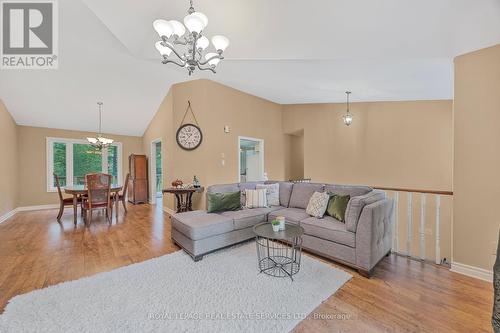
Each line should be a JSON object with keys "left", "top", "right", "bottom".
{"left": 47, "top": 138, "right": 122, "bottom": 191}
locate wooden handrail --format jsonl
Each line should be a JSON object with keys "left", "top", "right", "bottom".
{"left": 373, "top": 186, "right": 453, "bottom": 196}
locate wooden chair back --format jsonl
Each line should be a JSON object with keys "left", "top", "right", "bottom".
{"left": 85, "top": 173, "right": 112, "bottom": 208}
{"left": 53, "top": 173, "right": 64, "bottom": 202}
{"left": 122, "top": 173, "right": 130, "bottom": 198}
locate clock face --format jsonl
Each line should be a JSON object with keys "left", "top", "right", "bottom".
{"left": 176, "top": 124, "right": 203, "bottom": 150}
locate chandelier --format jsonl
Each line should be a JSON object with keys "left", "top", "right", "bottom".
{"left": 153, "top": 0, "right": 229, "bottom": 75}
{"left": 342, "top": 91, "right": 353, "bottom": 126}
{"left": 87, "top": 102, "right": 114, "bottom": 151}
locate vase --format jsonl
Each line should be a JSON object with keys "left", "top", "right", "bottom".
{"left": 272, "top": 224, "right": 280, "bottom": 232}
{"left": 277, "top": 216, "right": 285, "bottom": 231}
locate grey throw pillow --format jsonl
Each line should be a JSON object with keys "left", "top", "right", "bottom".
{"left": 256, "top": 183, "right": 280, "bottom": 206}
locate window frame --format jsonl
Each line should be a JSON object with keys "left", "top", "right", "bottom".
{"left": 46, "top": 137, "right": 123, "bottom": 192}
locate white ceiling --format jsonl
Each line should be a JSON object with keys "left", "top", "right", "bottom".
{"left": 1, "top": 0, "right": 499, "bottom": 136}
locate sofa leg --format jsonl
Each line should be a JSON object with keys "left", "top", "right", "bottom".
{"left": 193, "top": 255, "right": 203, "bottom": 262}
{"left": 358, "top": 268, "right": 372, "bottom": 278}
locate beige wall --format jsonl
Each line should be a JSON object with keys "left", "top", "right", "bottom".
{"left": 284, "top": 131, "right": 304, "bottom": 181}
{"left": 282, "top": 100, "right": 453, "bottom": 191}
{"left": 17, "top": 126, "right": 143, "bottom": 206}
{"left": 454, "top": 44, "right": 500, "bottom": 271}
{"left": 282, "top": 100, "right": 454, "bottom": 262}
{"left": 142, "top": 89, "right": 175, "bottom": 210}
{"left": 143, "top": 79, "right": 286, "bottom": 211}
{"left": 0, "top": 100, "right": 18, "bottom": 216}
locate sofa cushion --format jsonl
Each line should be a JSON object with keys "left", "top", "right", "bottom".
{"left": 256, "top": 183, "right": 280, "bottom": 206}
{"left": 325, "top": 184, "right": 372, "bottom": 198}
{"left": 289, "top": 183, "right": 325, "bottom": 209}
{"left": 239, "top": 182, "right": 265, "bottom": 205}
{"left": 171, "top": 211, "right": 233, "bottom": 241}
{"left": 301, "top": 216, "right": 356, "bottom": 247}
{"left": 305, "top": 191, "right": 330, "bottom": 218}
{"left": 268, "top": 208, "right": 311, "bottom": 224}
{"left": 345, "top": 190, "right": 386, "bottom": 232}
{"left": 221, "top": 208, "right": 266, "bottom": 230}
{"left": 221, "top": 207, "right": 271, "bottom": 230}
{"left": 266, "top": 181, "right": 294, "bottom": 207}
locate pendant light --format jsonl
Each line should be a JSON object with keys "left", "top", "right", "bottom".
{"left": 343, "top": 91, "right": 353, "bottom": 126}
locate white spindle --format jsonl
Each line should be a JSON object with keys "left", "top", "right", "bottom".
{"left": 435, "top": 195, "right": 441, "bottom": 264}
{"left": 406, "top": 192, "right": 413, "bottom": 257}
{"left": 419, "top": 193, "right": 426, "bottom": 260}
{"left": 392, "top": 192, "right": 399, "bottom": 253}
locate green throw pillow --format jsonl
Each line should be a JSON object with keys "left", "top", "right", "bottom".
{"left": 325, "top": 193, "right": 350, "bottom": 222}
{"left": 207, "top": 191, "right": 241, "bottom": 213}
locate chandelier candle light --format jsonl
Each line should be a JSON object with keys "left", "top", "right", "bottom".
{"left": 343, "top": 91, "right": 353, "bottom": 126}
{"left": 87, "top": 102, "right": 114, "bottom": 151}
{"left": 153, "top": 0, "right": 229, "bottom": 75}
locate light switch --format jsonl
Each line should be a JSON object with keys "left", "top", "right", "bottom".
{"left": 224, "top": 125, "right": 230, "bottom": 133}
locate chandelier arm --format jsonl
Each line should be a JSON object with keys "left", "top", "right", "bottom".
{"left": 197, "top": 63, "right": 216, "bottom": 73}
{"left": 198, "top": 54, "right": 223, "bottom": 66}
{"left": 162, "top": 58, "right": 186, "bottom": 68}
{"left": 172, "top": 38, "right": 188, "bottom": 46}
{"left": 195, "top": 49, "right": 202, "bottom": 61}
{"left": 163, "top": 43, "right": 186, "bottom": 62}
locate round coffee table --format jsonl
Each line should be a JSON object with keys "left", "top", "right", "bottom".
{"left": 253, "top": 222, "right": 304, "bottom": 281}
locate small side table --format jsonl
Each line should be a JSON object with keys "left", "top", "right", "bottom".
{"left": 253, "top": 222, "right": 304, "bottom": 281}
{"left": 162, "top": 187, "right": 204, "bottom": 213}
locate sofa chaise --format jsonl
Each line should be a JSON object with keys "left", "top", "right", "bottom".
{"left": 171, "top": 181, "right": 394, "bottom": 277}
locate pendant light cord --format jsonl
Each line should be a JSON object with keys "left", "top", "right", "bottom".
{"left": 98, "top": 102, "right": 103, "bottom": 135}
{"left": 346, "top": 91, "right": 351, "bottom": 114}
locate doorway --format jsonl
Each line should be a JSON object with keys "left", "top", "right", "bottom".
{"left": 238, "top": 137, "right": 264, "bottom": 182}
{"left": 150, "top": 138, "right": 163, "bottom": 205}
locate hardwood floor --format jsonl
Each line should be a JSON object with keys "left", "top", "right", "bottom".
{"left": 0, "top": 204, "right": 493, "bottom": 332}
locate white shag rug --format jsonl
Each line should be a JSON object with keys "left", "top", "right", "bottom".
{"left": 0, "top": 242, "right": 351, "bottom": 333}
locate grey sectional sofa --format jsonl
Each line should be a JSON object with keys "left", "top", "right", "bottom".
{"left": 171, "top": 181, "right": 394, "bottom": 277}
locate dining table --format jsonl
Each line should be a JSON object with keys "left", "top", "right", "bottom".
{"left": 64, "top": 184, "right": 123, "bottom": 225}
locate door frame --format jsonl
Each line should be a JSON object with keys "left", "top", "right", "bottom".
{"left": 150, "top": 138, "right": 162, "bottom": 204}
{"left": 238, "top": 136, "right": 265, "bottom": 182}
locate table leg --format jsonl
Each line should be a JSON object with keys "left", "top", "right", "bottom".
{"left": 187, "top": 192, "right": 194, "bottom": 211}
{"left": 73, "top": 194, "right": 77, "bottom": 226}
{"left": 175, "top": 194, "right": 182, "bottom": 213}
{"left": 115, "top": 192, "right": 119, "bottom": 220}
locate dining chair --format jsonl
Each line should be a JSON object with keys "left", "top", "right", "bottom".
{"left": 54, "top": 173, "right": 81, "bottom": 222}
{"left": 82, "top": 173, "right": 113, "bottom": 226}
{"left": 114, "top": 173, "right": 130, "bottom": 214}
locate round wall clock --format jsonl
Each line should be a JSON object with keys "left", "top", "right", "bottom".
{"left": 176, "top": 123, "right": 203, "bottom": 150}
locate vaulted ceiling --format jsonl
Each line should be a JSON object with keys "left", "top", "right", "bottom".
{"left": 1, "top": 0, "right": 499, "bottom": 136}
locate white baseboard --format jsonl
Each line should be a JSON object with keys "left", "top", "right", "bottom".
{"left": 0, "top": 209, "right": 17, "bottom": 224}
{"left": 450, "top": 261, "right": 493, "bottom": 282}
{"left": 0, "top": 204, "right": 59, "bottom": 224}
{"left": 16, "top": 204, "right": 59, "bottom": 212}
{"left": 162, "top": 207, "right": 175, "bottom": 216}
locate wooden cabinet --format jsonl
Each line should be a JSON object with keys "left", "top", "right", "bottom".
{"left": 128, "top": 154, "right": 148, "bottom": 204}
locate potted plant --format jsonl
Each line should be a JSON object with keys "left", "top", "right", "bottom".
{"left": 271, "top": 220, "right": 280, "bottom": 232}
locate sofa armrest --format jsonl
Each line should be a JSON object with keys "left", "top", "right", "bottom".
{"left": 355, "top": 198, "right": 394, "bottom": 272}
{"left": 345, "top": 190, "right": 386, "bottom": 232}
